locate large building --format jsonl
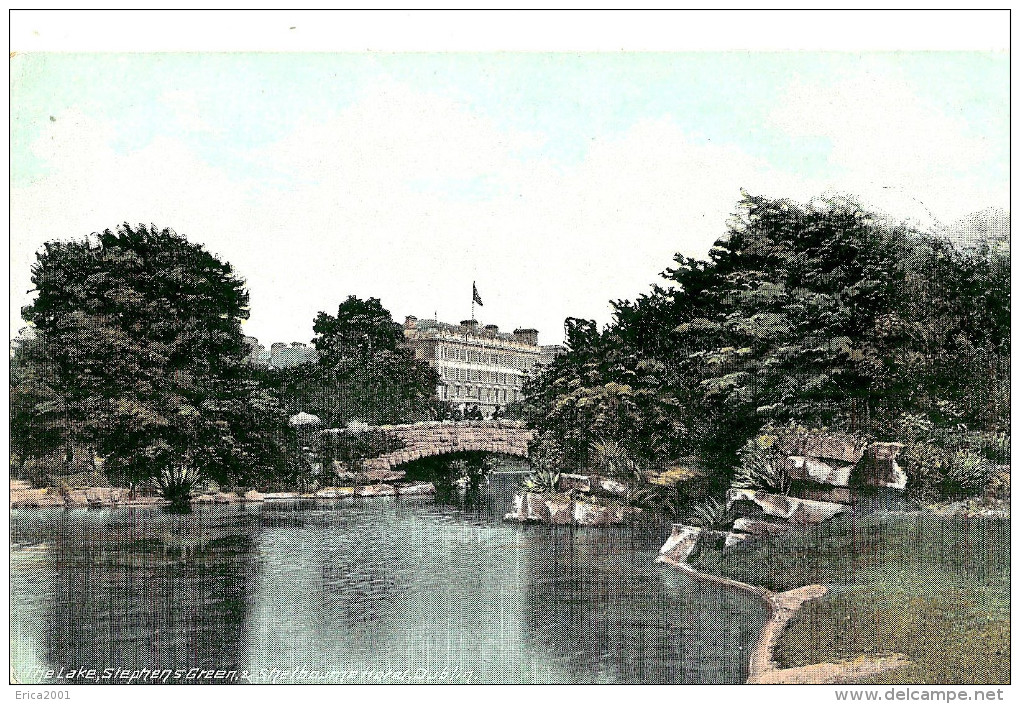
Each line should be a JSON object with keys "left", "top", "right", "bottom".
{"left": 403, "top": 316, "right": 557, "bottom": 417}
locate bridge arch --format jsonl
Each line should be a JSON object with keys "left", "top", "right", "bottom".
{"left": 322, "top": 420, "right": 534, "bottom": 472}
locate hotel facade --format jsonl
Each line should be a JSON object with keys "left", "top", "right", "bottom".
{"left": 403, "top": 316, "right": 561, "bottom": 417}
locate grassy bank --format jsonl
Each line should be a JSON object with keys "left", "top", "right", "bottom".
{"left": 688, "top": 511, "right": 1010, "bottom": 684}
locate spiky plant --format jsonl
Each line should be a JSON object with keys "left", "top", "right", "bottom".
{"left": 687, "top": 497, "right": 728, "bottom": 529}
{"left": 522, "top": 468, "right": 561, "bottom": 494}
{"left": 732, "top": 438, "right": 792, "bottom": 495}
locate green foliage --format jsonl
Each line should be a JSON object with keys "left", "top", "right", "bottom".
{"left": 18, "top": 224, "right": 294, "bottom": 500}
{"left": 275, "top": 295, "right": 442, "bottom": 427}
{"left": 686, "top": 497, "right": 729, "bottom": 530}
{"left": 895, "top": 414, "right": 1005, "bottom": 503}
{"left": 732, "top": 435, "right": 793, "bottom": 495}
{"left": 901, "top": 443, "right": 992, "bottom": 504}
{"left": 521, "top": 468, "right": 561, "bottom": 494}
{"left": 523, "top": 192, "right": 1009, "bottom": 509}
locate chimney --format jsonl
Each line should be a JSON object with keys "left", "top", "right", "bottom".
{"left": 513, "top": 328, "right": 538, "bottom": 346}
{"left": 404, "top": 315, "right": 418, "bottom": 330}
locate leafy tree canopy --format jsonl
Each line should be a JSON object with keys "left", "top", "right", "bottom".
{"left": 18, "top": 224, "right": 291, "bottom": 497}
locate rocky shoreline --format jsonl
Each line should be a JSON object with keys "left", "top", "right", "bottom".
{"left": 9, "top": 480, "right": 437, "bottom": 509}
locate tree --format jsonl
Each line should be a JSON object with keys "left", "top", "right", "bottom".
{"left": 307, "top": 295, "right": 441, "bottom": 426}
{"left": 523, "top": 192, "right": 1010, "bottom": 505}
{"left": 20, "top": 224, "right": 291, "bottom": 501}
{"left": 10, "top": 330, "right": 66, "bottom": 481}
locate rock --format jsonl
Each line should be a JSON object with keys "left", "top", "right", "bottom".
{"left": 11, "top": 488, "right": 58, "bottom": 508}
{"left": 596, "top": 477, "right": 628, "bottom": 496}
{"left": 214, "top": 492, "right": 239, "bottom": 504}
{"left": 732, "top": 518, "right": 793, "bottom": 536}
{"left": 782, "top": 432, "right": 867, "bottom": 464}
{"left": 65, "top": 490, "right": 89, "bottom": 507}
{"left": 192, "top": 494, "right": 217, "bottom": 504}
{"left": 860, "top": 442, "right": 907, "bottom": 490}
{"left": 356, "top": 484, "right": 396, "bottom": 497}
{"left": 523, "top": 492, "right": 552, "bottom": 521}
{"left": 10, "top": 480, "right": 31, "bottom": 492}
{"left": 789, "top": 497, "right": 848, "bottom": 524}
{"left": 315, "top": 487, "right": 355, "bottom": 498}
{"left": 726, "top": 488, "right": 848, "bottom": 525}
{"left": 243, "top": 490, "right": 265, "bottom": 502}
{"left": 396, "top": 482, "right": 436, "bottom": 496}
{"left": 724, "top": 532, "right": 750, "bottom": 551}
{"left": 559, "top": 473, "right": 591, "bottom": 493}
{"left": 797, "top": 485, "right": 853, "bottom": 504}
{"left": 263, "top": 492, "right": 301, "bottom": 500}
{"left": 573, "top": 500, "right": 612, "bottom": 526}
{"left": 786, "top": 456, "right": 852, "bottom": 487}
{"left": 545, "top": 496, "right": 573, "bottom": 524}
{"left": 657, "top": 524, "right": 702, "bottom": 563}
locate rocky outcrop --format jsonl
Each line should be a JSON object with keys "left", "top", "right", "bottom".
{"left": 731, "top": 518, "right": 793, "bottom": 536}
{"left": 780, "top": 432, "right": 867, "bottom": 465}
{"left": 786, "top": 456, "right": 852, "bottom": 487}
{"left": 727, "top": 488, "right": 848, "bottom": 525}
{"left": 657, "top": 524, "right": 703, "bottom": 563}
{"left": 503, "top": 491, "right": 639, "bottom": 525}
{"left": 355, "top": 484, "right": 397, "bottom": 497}
{"left": 315, "top": 487, "right": 356, "bottom": 498}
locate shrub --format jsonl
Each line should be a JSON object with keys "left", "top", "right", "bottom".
{"left": 522, "top": 468, "right": 560, "bottom": 494}
{"left": 687, "top": 497, "right": 729, "bottom": 530}
{"left": 732, "top": 435, "right": 792, "bottom": 495}
{"left": 902, "top": 443, "right": 992, "bottom": 504}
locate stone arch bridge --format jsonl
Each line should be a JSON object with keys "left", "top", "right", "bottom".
{"left": 322, "top": 420, "right": 534, "bottom": 472}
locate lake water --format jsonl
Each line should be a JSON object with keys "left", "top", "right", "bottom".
{"left": 10, "top": 474, "right": 765, "bottom": 684}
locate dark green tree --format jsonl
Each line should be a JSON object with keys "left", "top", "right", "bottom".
{"left": 19, "top": 224, "right": 291, "bottom": 501}
{"left": 307, "top": 295, "right": 441, "bottom": 426}
{"left": 524, "top": 192, "right": 1009, "bottom": 504}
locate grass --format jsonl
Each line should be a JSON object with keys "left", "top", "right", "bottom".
{"left": 688, "top": 511, "right": 1010, "bottom": 684}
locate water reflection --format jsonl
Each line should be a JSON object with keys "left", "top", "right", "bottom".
{"left": 12, "top": 506, "right": 261, "bottom": 683}
{"left": 11, "top": 473, "right": 765, "bottom": 684}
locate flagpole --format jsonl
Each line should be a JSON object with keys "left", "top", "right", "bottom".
{"left": 471, "top": 281, "right": 475, "bottom": 320}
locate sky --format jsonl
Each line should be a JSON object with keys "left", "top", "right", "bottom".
{"left": 9, "top": 13, "right": 1010, "bottom": 347}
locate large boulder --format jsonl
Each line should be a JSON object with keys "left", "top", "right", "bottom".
{"left": 598, "top": 478, "right": 628, "bottom": 496}
{"left": 545, "top": 496, "right": 574, "bottom": 524}
{"left": 657, "top": 524, "right": 702, "bottom": 563}
{"left": 860, "top": 442, "right": 907, "bottom": 490}
{"left": 316, "top": 487, "right": 355, "bottom": 498}
{"left": 781, "top": 432, "right": 867, "bottom": 464}
{"left": 731, "top": 518, "right": 793, "bottom": 536}
{"left": 573, "top": 500, "right": 613, "bottom": 525}
{"left": 727, "top": 488, "right": 848, "bottom": 524}
{"left": 786, "top": 456, "right": 852, "bottom": 487}
{"left": 263, "top": 492, "right": 301, "bottom": 500}
{"left": 796, "top": 485, "right": 853, "bottom": 504}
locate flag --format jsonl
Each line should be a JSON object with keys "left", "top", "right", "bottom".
{"left": 472, "top": 282, "right": 483, "bottom": 307}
